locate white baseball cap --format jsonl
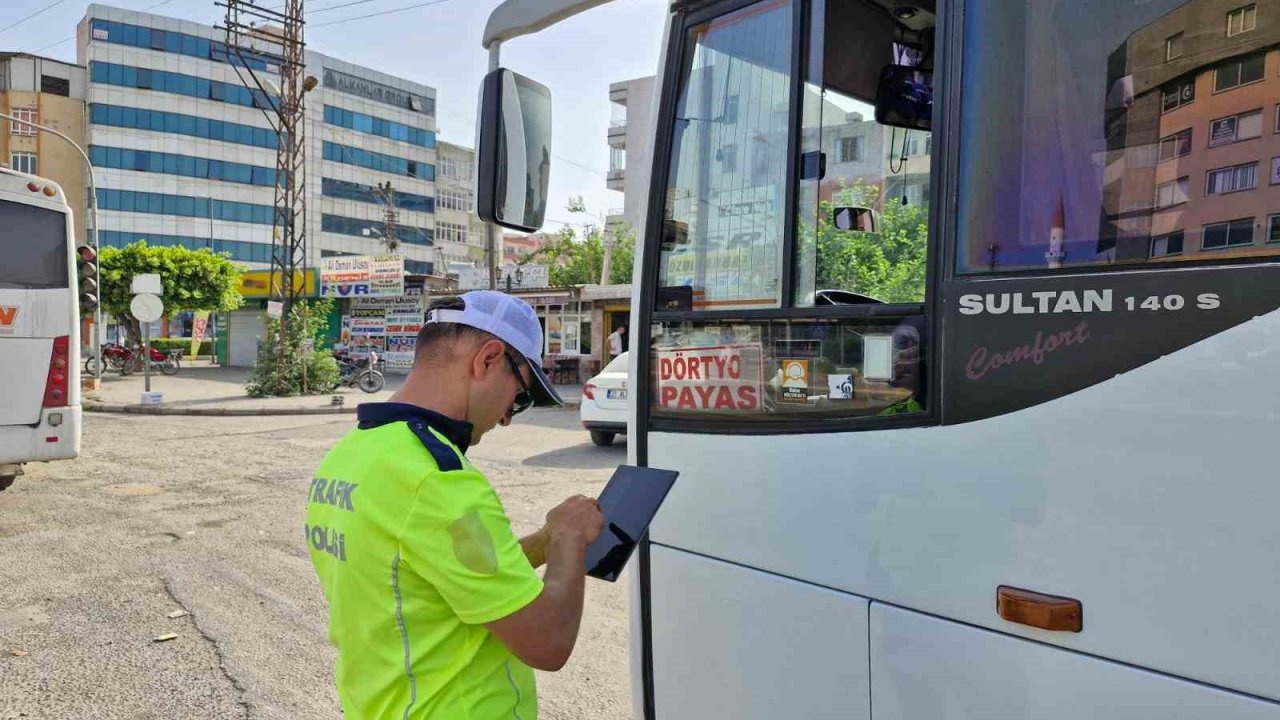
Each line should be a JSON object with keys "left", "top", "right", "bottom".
{"left": 424, "top": 290, "right": 564, "bottom": 407}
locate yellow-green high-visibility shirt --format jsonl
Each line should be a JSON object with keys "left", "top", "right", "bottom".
{"left": 307, "top": 402, "right": 543, "bottom": 720}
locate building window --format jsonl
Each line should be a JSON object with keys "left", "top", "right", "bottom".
{"left": 1155, "top": 177, "right": 1190, "bottom": 208}
{"left": 1150, "top": 230, "right": 1184, "bottom": 258}
{"left": 9, "top": 152, "right": 37, "bottom": 175}
{"left": 438, "top": 156, "right": 471, "bottom": 182}
{"left": 437, "top": 221, "right": 468, "bottom": 243}
{"left": 437, "top": 189, "right": 472, "bottom": 213}
{"left": 1209, "top": 109, "right": 1263, "bottom": 147}
{"left": 1275, "top": 104, "right": 1280, "bottom": 134}
{"left": 1272, "top": 156, "right": 1280, "bottom": 185}
{"left": 1165, "top": 32, "right": 1183, "bottom": 61}
{"left": 1214, "top": 53, "right": 1264, "bottom": 93}
{"left": 40, "top": 75, "right": 70, "bottom": 96}
{"left": 1161, "top": 79, "right": 1195, "bottom": 113}
{"left": 1206, "top": 163, "right": 1258, "bottom": 195}
{"left": 1269, "top": 215, "right": 1280, "bottom": 244}
{"left": 837, "top": 136, "right": 864, "bottom": 163}
{"left": 1226, "top": 4, "right": 1256, "bottom": 37}
{"left": 610, "top": 146, "right": 626, "bottom": 173}
{"left": 9, "top": 108, "right": 37, "bottom": 136}
{"left": 1202, "top": 218, "right": 1255, "bottom": 250}
{"left": 1158, "top": 128, "right": 1192, "bottom": 161}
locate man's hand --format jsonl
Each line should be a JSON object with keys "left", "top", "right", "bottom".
{"left": 487, "top": 495, "right": 604, "bottom": 671}
{"left": 545, "top": 495, "right": 604, "bottom": 546}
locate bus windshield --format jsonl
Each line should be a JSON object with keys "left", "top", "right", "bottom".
{"left": 0, "top": 200, "right": 70, "bottom": 289}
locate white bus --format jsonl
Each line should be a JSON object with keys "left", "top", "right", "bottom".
{"left": 0, "top": 167, "right": 82, "bottom": 492}
{"left": 480, "top": 0, "right": 1280, "bottom": 716}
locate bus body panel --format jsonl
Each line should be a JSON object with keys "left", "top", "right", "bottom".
{"left": 646, "top": 307, "right": 1280, "bottom": 703}
{"left": 871, "top": 603, "right": 1280, "bottom": 719}
{"left": 0, "top": 171, "right": 81, "bottom": 469}
{"left": 0, "top": 408, "right": 82, "bottom": 465}
{"left": 649, "top": 543, "right": 870, "bottom": 720}
{"left": 0, "top": 290, "right": 79, "bottom": 426}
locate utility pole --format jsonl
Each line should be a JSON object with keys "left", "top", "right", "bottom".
{"left": 372, "top": 181, "right": 399, "bottom": 253}
{"left": 220, "top": 0, "right": 314, "bottom": 345}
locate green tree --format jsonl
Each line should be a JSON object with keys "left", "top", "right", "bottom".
{"left": 245, "top": 299, "right": 341, "bottom": 397}
{"left": 99, "top": 241, "right": 244, "bottom": 342}
{"left": 523, "top": 223, "right": 636, "bottom": 287}
{"left": 812, "top": 182, "right": 928, "bottom": 303}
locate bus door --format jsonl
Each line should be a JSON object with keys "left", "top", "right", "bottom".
{"left": 0, "top": 176, "right": 81, "bottom": 471}
{"left": 635, "top": 0, "right": 935, "bottom": 716}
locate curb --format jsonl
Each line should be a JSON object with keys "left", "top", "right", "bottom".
{"left": 85, "top": 400, "right": 581, "bottom": 417}
{"left": 85, "top": 402, "right": 357, "bottom": 417}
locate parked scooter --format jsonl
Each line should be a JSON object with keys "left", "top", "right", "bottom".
{"left": 334, "top": 348, "right": 384, "bottom": 393}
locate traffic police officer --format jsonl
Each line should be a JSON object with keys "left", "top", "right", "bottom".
{"left": 307, "top": 291, "right": 605, "bottom": 719}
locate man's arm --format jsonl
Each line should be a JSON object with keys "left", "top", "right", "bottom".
{"left": 519, "top": 528, "right": 549, "bottom": 569}
{"left": 487, "top": 496, "right": 602, "bottom": 672}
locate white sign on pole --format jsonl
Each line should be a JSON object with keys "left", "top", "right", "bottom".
{"left": 266, "top": 301, "right": 284, "bottom": 319}
{"left": 131, "top": 273, "right": 162, "bottom": 295}
{"left": 130, "top": 293, "right": 164, "bottom": 323}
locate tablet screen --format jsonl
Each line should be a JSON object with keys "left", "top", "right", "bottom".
{"left": 585, "top": 465, "right": 679, "bottom": 582}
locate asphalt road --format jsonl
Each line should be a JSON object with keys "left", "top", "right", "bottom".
{"left": 0, "top": 409, "right": 631, "bottom": 720}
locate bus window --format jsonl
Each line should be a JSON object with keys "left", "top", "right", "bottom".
{"left": 656, "top": 0, "right": 794, "bottom": 311}
{"left": 0, "top": 201, "right": 69, "bottom": 289}
{"left": 651, "top": 316, "right": 924, "bottom": 420}
{"left": 957, "top": 0, "right": 1280, "bottom": 273}
{"left": 794, "top": 0, "right": 933, "bottom": 306}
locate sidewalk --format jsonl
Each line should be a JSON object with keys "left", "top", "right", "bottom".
{"left": 84, "top": 360, "right": 583, "bottom": 416}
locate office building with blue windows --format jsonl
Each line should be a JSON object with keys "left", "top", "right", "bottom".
{"left": 77, "top": 4, "right": 443, "bottom": 276}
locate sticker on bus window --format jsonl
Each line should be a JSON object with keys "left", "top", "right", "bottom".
{"left": 655, "top": 344, "right": 763, "bottom": 413}
{"left": 779, "top": 359, "right": 810, "bottom": 404}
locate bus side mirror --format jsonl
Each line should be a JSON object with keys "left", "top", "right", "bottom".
{"left": 834, "top": 206, "right": 879, "bottom": 233}
{"left": 476, "top": 68, "right": 553, "bottom": 233}
{"left": 874, "top": 64, "right": 932, "bottom": 132}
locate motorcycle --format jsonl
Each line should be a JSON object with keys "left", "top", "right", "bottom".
{"left": 84, "top": 342, "right": 130, "bottom": 375}
{"left": 334, "top": 348, "right": 385, "bottom": 393}
{"left": 119, "top": 344, "right": 182, "bottom": 377}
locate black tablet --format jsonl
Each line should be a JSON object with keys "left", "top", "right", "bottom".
{"left": 585, "top": 465, "right": 679, "bottom": 582}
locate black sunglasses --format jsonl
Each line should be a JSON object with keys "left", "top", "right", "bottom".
{"left": 504, "top": 352, "right": 534, "bottom": 416}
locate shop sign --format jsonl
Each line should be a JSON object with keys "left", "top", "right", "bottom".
{"left": 321, "top": 255, "right": 404, "bottom": 298}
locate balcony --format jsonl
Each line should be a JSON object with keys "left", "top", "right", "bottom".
{"left": 608, "top": 119, "right": 627, "bottom": 145}
{"left": 606, "top": 168, "right": 626, "bottom": 191}
{"left": 609, "top": 81, "right": 629, "bottom": 106}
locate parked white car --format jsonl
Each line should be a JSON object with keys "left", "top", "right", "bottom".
{"left": 580, "top": 352, "right": 628, "bottom": 446}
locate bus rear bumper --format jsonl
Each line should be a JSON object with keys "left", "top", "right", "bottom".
{"left": 0, "top": 406, "right": 82, "bottom": 465}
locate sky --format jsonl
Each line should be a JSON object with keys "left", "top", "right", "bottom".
{"left": 2, "top": 0, "right": 670, "bottom": 233}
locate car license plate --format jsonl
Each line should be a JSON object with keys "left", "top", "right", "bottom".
{"left": 607, "top": 389, "right": 628, "bottom": 400}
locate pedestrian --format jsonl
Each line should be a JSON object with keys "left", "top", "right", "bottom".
{"left": 608, "top": 324, "right": 626, "bottom": 358}
{"left": 307, "top": 290, "right": 605, "bottom": 720}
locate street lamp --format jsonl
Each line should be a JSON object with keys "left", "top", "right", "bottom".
{"left": 504, "top": 265, "right": 524, "bottom": 293}
{"left": 0, "top": 110, "right": 102, "bottom": 381}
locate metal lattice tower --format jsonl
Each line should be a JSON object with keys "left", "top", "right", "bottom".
{"left": 219, "top": 0, "right": 311, "bottom": 323}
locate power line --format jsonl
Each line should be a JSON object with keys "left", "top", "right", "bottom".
{"left": 310, "top": 0, "right": 457, "bottom": 28}
{"left": 0, "top": 0, "right": 74, "bottom": 37}
{"left": 309, "top": 0, "right": 384, "bottom": 15}
{"left": 439, "top": 109, "right": 609, "bottom": 177}
{"left": 31, "top": 0, "right": 182, "bottom": 53}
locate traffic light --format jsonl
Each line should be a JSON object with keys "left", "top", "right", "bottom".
{"left": 76, "top": 245, "right": 98, "bottom": 315}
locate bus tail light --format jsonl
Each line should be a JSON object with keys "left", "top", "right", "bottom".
{"left": 583, "top": 383, "right": 596, "bottom": 400}
{"left": 43, "top": 335, "right": 71, "bottom": 408}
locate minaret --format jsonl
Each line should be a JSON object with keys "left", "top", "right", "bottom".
{"left": 1046, "top": 196, "right": 1066, "bottom": 269}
